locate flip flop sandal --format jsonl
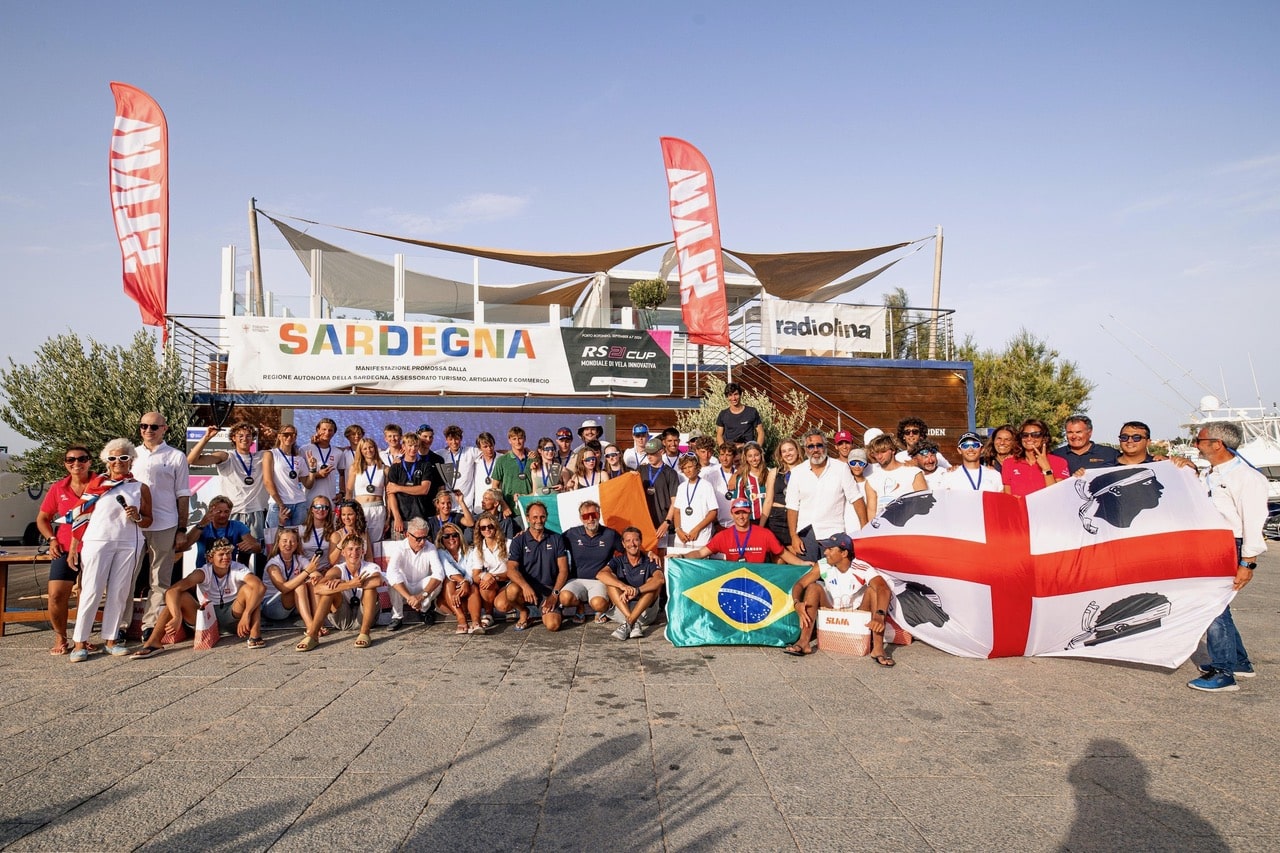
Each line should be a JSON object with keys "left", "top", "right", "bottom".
{"left": 50, "top": 636, "right": 70, "bottom": 656}
{"left": 295, "top": 635, "right": 319, "bottom": 652}
{"left": 247, "top": 637, "right": 266, "bottom": 649}
{"left": 513, "top": 620, "right": 531, "bottom": 631}
{"left": 318, "top": 627, "right": 331, "bottom": 637}
{"left": 455, "top": 624, "right": 469, "bottom": 635}
{"left": 782, "top": 644, "right": 808, "bottom": 657}
{"left": 468, "top": 623, "right": 486, "bottom": 634}
{"left": 872, "top": 654, "right": 895, "bottom": 667}
{"left": 594, "top": 613, "right": 610, "bottom": 624}
{"left": 480, "top": 615, "right": 495, "bottom": 629}
{"left": 131, "top": 646, "right": 162, "bottom": 659}
{"left": 354, "top": 633, "right": 372, "bottom": 648}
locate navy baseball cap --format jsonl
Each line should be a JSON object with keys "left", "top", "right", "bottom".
{"left": 818, "top": 533, "right": 854, "bottom": 552}
{"left": 633, "top": 423, "right": 649, "bottom": 436}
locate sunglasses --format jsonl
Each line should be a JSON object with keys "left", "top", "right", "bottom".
{"left": 1118, "top": 434, "right": 1148, "bottom": 442}
{"left": 540, "top": 446, "right": 555, "bottom": 451}
{"left": 311, "top": 505, "right": 330, "bottom": 511}
{"left": 105, "top": 455, "right": 132, "bottom": 463}
{"left": 1020, "top": 432, "right": 1043, "bottom": 439}
{"left": 64, "top": 455, "right": 90, "bottom": 464}
{"left": 605, "top": 452, "right": 619, "bottom": 458}
{"left": 138, "top": 423, "right": 164, "bottom": 431}
{"left": 477, "top": 524, "right": 496, "bottom": 532}
{"left": 901, "top": 428, "right": 922, "bottom": 435}
{"left": 849, "top": 460, "right": 868, "bottom": 467}
{"left": 913, "top": 449, "right": 937, "bottom": 457}
{"left": 441, "top": 532, "right": 460, "bottom": 540}
{"left": 958, "top": 441, "right": 983, "bottom": 450}
{"left": 805, "top": 443, "right": 825, "bottom": 450}
{"left": 583, "top": 457, "right": 597, "bottom": 463}
{"left": 407, "top": 533, "right": 428, "bottom": 542}
{"left": 580, "top": 511, "right": 600, "bottom": 521}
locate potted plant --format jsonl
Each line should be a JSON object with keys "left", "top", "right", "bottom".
{"left": 628, "top": 277, "right": 670, "bottom": 329}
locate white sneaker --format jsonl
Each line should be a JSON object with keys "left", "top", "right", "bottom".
{"left": 629, "top": 622, "right": 644, "bottom": 639}
{"left": 611, "top": 622, "right": 631, "bottom": 641}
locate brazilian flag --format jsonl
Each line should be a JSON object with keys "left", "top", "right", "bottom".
{"left": 664, "top": 558, "right": 809, "bottom": 647}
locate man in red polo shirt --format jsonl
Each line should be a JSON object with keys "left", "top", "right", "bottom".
{"left": 688, "top": 499, "right": 814, "bottom": 567}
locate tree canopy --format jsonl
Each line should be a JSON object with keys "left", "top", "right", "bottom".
{"left": 0, "top": 330, "right": 190, "bottom": 487}
{"left": 958, "top": 329, "right": 1094, "bottom": 433}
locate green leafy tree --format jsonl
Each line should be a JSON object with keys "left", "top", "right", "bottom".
{"left": 676, "top": 375, "right": 814, "bottom": 458}
{"left": 0, "top": 330, "right": 190, "bottom": 487}
{"left": 958, "top": 329, "right": 1094, "bottom": 431}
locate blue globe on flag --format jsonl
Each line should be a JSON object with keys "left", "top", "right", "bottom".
{"left": 717, "top": 577, "right": 773, "bottom": 625}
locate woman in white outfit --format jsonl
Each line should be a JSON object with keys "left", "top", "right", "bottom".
{"left": 346, "top": 437, "right": 388, "bottom": 541}
{"left": 69, "top": 439, "right": 152, "bottom": 662}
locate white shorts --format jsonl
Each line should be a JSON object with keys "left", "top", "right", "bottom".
{"left": 562, "top": 578, "right": 607, "bottom": 603}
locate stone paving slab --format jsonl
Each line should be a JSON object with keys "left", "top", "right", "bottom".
{"left": 0, "top": 551, "right": 1275, "bottom": 851}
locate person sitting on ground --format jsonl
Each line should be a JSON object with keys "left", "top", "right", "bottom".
{"left": 384, "top": 517, "right": 446, "bottom": 632}
{"left": 262, "top": 528, "right": 321, "bottom": 627}
{"left": 298, "top": 534, "right": 384, "bottom": 650}
{"left": 559, "top": 500, "right": 622, "bottom": 623}
{"left": 328, "top": 500, "right": 374, "bottom": 567}
{"left": 132, "top": 538, "right": 265, "bottom": 658}
{"left": 468, "top": 511, "right": 510, "bottom": 630}
{"left": 598, "top": 527, "right": 664, "bottom": 640}
{"left": 942, "top": 432, "right": 1002, "bottom": 492}
{"left": 435, "top": 521, "right": 482, "bottom": 634}
{"left": 863, "top": 434, "right": 927, "bottom": 522}
{"left": 494, "top": 501, "right": 568, "bottom": 631}
{"left": 787, "top": 533, "right": 895, "bottom": 666}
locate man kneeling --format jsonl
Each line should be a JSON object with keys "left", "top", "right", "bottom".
{"left": 132, "top": 538, "right": 265, "bottom": 658}
{"left": 597, "top": 527, "right": 664, "bottom": 640}
{"left": 789, "top": 533, "right": 895, "bottom": 666}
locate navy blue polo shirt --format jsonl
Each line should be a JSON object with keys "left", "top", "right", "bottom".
{"left": 508, "top": 529, "right": 566, "bottom": 596}
{"left": 562, "top": 524, "right": 622, "bottom": 580}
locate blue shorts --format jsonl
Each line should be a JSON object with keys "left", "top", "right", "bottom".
{"left": 48, "top": 553, "right": 79, "bottom": 583}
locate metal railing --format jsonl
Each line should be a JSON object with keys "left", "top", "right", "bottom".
{"left": 166, "top": 315, "right": 225, "bottom": 395}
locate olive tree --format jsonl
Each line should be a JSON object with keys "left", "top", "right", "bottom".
{"left": 676, "top": 375, "right": 812, "bottom": 458}
{"left": 0, "top": 330, "right": 190, "bottom": 487}
{"left": 958, "top": 329, "right": 1094, "bottom": 430}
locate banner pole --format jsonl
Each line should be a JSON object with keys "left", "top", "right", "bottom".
{"left": 928, "top": 225, "right": 943, "bottom": 359}
{"left": 248, "top": 198, "right": 265, "bottom": 316}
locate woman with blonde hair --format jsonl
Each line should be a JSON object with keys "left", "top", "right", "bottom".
{"left": 299, "top": 495, "right": 335, "bottom": 569}
{"left": 346, "top": 436, "right": 388, "bottom": 540}
{"left": 263, "top": 527, "right": 321, "bottom": 628}
{"left": 467, "top": 511, "right": 509, "bottom": 629}
{"left": 435, "top": 521, "right": 482, "bottom": 633}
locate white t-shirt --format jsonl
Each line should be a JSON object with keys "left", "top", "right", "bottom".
{"left": 670, "top": 479, "right": 719, "bottom": 547}
{"left": 941, "top": 464, "right": 1003, "bottom": 493}
{"left": 268, "top": 447, "right": 308, "bottom": 505}
{"left": 819, "top": 558, "right": 884, "bottom": 610}
{"left": 215, "top": 452, "right": 269, "bottom": 512}
{"left": 263, "top": 553, "right": 305, "bottom": 596}
{"left": 302, "top": 443, "right": 342, "bottom": 504}
{"left": 193, "top": 560, "right": 256, "bottom": 606}
{"left": 865, "top": 465, "right": 923, "bottom": 508}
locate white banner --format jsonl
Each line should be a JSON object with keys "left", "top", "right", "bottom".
{"left": 759, "top": 298, "right": 885, "bottom": 354}
{"left": 225, "top": 319, "right": 672, "bottom": 395}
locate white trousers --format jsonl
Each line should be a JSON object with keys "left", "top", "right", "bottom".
{"left": 73, "top": 539, "right": 142, "bottom": 643}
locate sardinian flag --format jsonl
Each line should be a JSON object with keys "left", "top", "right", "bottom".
{"left": 659, "top": 137, "right": 730, "bottom": 347}
{"left": 851, "top": 462, "right": 1236, "bottom": 668}
{"left": 109, "top": 82, "right": 169, "bottom": 332}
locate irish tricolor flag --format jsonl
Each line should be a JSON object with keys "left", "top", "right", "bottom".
{"left": 517, "top": 472, "right": 659, "bottom": 551}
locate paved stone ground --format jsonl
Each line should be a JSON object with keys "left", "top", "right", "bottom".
{"left": 0, "top": 552, "right": 1275, "bottom": 852}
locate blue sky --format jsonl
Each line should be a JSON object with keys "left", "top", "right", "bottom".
{"left": 3, "top": 1, "right": 1277, "bottom": 447}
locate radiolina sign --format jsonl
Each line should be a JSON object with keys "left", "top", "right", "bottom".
{"left": 759, "top": 298, "right": 886, "bottom": 355}
{"left": 225, "top": 320, "right": 673, "bottom": 395}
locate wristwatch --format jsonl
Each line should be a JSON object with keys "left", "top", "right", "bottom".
{"left": 1240, "top": 561, "right": 1257, "bottom": 570}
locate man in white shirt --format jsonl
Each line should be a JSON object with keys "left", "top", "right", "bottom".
{"left": 384, "top": 517, "right": 446, "bottom": 630}
{"left": 439, "top": 424, "right": 479, "bottom": 509}
{"left": 302, "top": 418, "right": 342, "bottom": 504}
{"left": 130, "top": 411, "right": 191, "bottom": 641}
{"left": 786, "top": 430, "right": 866, "bottom": 561}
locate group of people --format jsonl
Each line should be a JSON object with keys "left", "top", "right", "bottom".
{"left": 37, "top": 403, "right": 1266, "bottom": 691}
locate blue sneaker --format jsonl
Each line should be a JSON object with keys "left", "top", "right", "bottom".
{"left": 1188, "top": 671, "right": 1239, "bottom": 692}
{"left": 1198, "top": 663, "right": 1256, "bottom": 679}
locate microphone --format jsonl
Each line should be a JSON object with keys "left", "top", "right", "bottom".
{"left": 116, "top": 495, "right": 128, "bottom": 507}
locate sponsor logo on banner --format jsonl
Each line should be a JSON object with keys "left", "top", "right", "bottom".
{"left": 225, "top": 319, "right": 671, "bottom": 396}
{"left": 561, "top": 328, "right": 672, "bottom": 392}
{"left": 659, "top": 137, "right": 730, "bottom": 347}
{"left": 761, "top": 299, "right": 886, "bottom": 354}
